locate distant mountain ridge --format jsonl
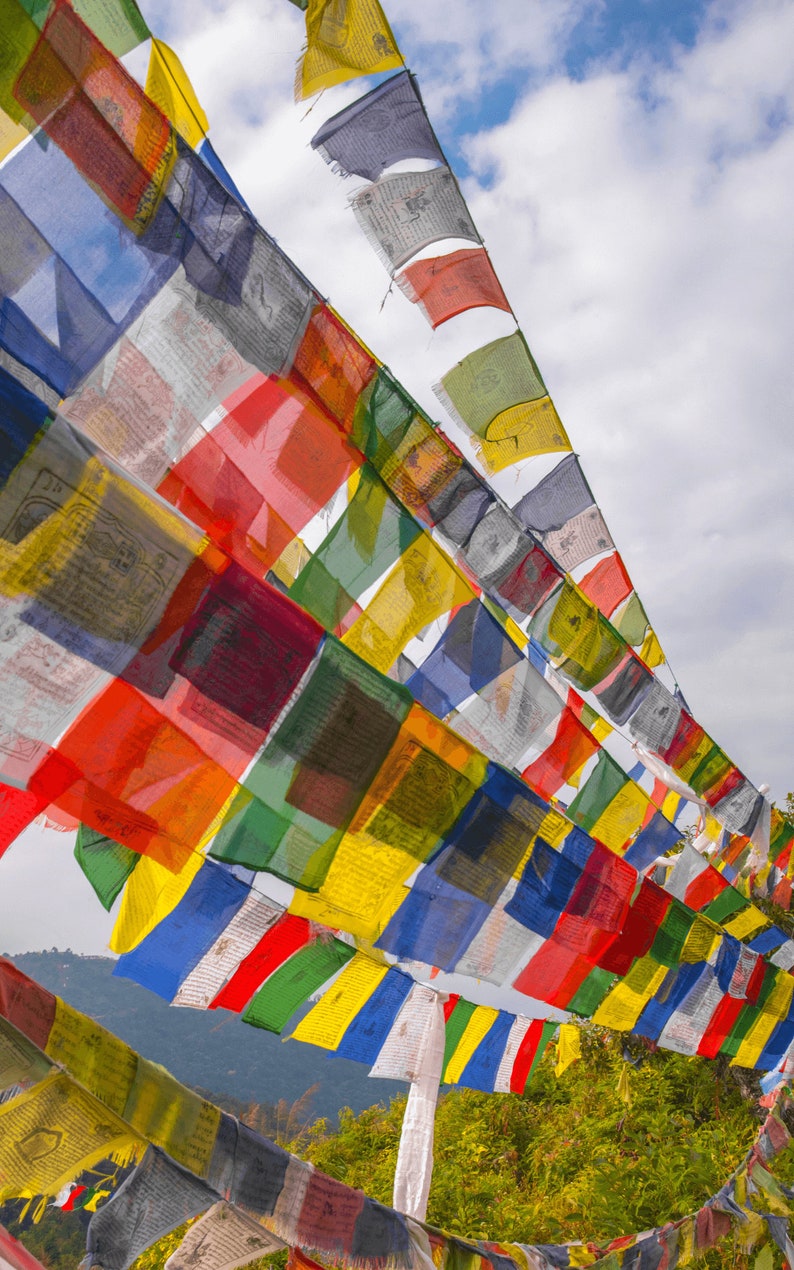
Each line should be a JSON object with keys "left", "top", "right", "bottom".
{"left": 7, "top": 949, "right": 403, "bottom": 1124}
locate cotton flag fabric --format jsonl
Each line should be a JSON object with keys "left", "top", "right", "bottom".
{"left": 351, "top": 167, "right": 480, "bottom": 273}
{"left": 437, "top": 334, "right": 570, "bottom": 470}
{"left": 145, "top": 38, "right": 210, "bottom": 149}
{"left": 311, "top": 71, "right": 442, "bottom": 181}
{"left": 164, "top": 1202, "right": 286, "bottom": 1270}
{"left": 297, "top": 0, "right": 403, "bottom": 100}
{"left": 86, "top": 1146, "right": 217, "bottom": 1270}
{"left": 396, "top": 248, "right": 512, "bottom": 329}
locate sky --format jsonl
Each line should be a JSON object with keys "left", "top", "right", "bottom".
{"left": 1, "top": 0, "right": 793, "bottom": 958}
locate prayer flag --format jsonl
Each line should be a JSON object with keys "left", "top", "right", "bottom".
{"left": 396, "top": 248, "right": 511, "bottom": 329}
{"left": 297, "top": 0, "right": 403, "bottom": 100}
{"left": 311, "top": 71, "right": 442, "bottom": 181}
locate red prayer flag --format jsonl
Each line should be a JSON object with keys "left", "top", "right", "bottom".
{"left": 396, "top": 248, "right": 511, "bottom": 329}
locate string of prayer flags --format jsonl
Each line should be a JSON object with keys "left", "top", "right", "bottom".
{"left": 4, "top": 371, "right": 793, "bottom": 1056}
{"left": 350, "top": 167, "right": 480, "bottom": 274}
{"left": 2, "top": 0, "right": 778, "bottom": 915}
{"left": 3, "top": 960, "right": 794, "bottom": 1267}
{"left": 0, "top": 4, "right": 787, "bottom": 1000}
{"left": 310, "top": 71, "right": 442, "bottom": 181}
{"left": 396, "top": 249, "right": 512, "bottom": 329}
{"left": 296, "top": 0, "right": 403, "bottom": 101}
{"left": 437, "top": 334, "right": 570, "bottom": 471}
{"left": 112, "top": 861, "right": 253, "bottom": 1003}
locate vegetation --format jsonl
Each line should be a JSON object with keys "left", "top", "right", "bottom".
{"left": 282, "top": 1030, "right": 769, "bottom": 1247}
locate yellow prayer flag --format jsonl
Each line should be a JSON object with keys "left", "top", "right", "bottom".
{"left": 676, "top": 1218, "right": 696, "bottom": 1267}
{"left": 617, "top": 1061, "right": 632, "bottom": 1106}
{"left": 662, "top": 789, "right": 681, "bottom": 821}
{"left": 554, "top": 1023, "right": 581, "bottom": 1077}
{"left": 298, "top": 0, "right": 403, "bottom": 100}
{"left": 145, "top": 38, "right": 209, "bottom": 148}
{"left": 291, "top": 954, "right": 388, "bottom": 1050}
{"left": 722, "top": 905, "right": 771, "bottom": 942}
{"left": 732, "top": 973, "right": 794, "bottom": 1069}
{"left": 592, "top": 717, "right": 613, "bottom": 743}
{"left": 110, "top": 850, "right": 204, "bottom": 954}
{"left": 592, "top": 957, "right": 668, "bottom": 1032}
{"left": 589, "top": 780, "right": 650, "bottom": 854}
{"left": 479, "top": 396, "right": 571, "bottom": 472}
{"left": 0, "top": 106, "right": 28, "bottom": 162}
{"left": 343, "top": 534, "right": 475, "bottom": 673}
{"left": 566, "top": 1249, "right": 600, "bottom": 1268}
{"left": 639, "top": 626, "right": 665, "bottom": 669}
{"left": 444, "top": 1007, "right": 498, "bottom": 1085}
{"left": 537, "top": 808, "right": 572, "bottom": 852}
{"left": 46, "top": 1000, "right": 137, "bottom": 1117}
{"left": 124, "top": 1058, "right": 220, "bottom": 1178}
{"left": 680, "top": 915, "right": 721, "bottom": 964}
{"left": 0, "top": 1074, "right": 142, "bottom": 1205}
{"left": 309, "top": 831, "right": 416, "bottom": 942}
{"left": 271, "top": 537, "right": 312, "bottom": 588}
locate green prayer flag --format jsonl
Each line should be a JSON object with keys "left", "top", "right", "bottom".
{"left": 243, "top": 938, "right": 355, "bottom": 1033}
{"left": 289, "top": 467, "right": 420, "bottom": 629}
{"left": 74, "top": 824, "right": 139, "bottom": 911}
{"left": 567, "top": 750, "right": 626, "bottom": 833}
{"left": 438, "top": 332, "right": 545, "bottom": 437}
{"left": 442, "top": 999, "right": 477, "bottom": 1076}
{"left": 18, "top": 0, "right": 150, "bottom": 54}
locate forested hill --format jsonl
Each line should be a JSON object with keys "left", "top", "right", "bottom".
{"left": 7, "top": 949, "right": 403, "bottom": 1124}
